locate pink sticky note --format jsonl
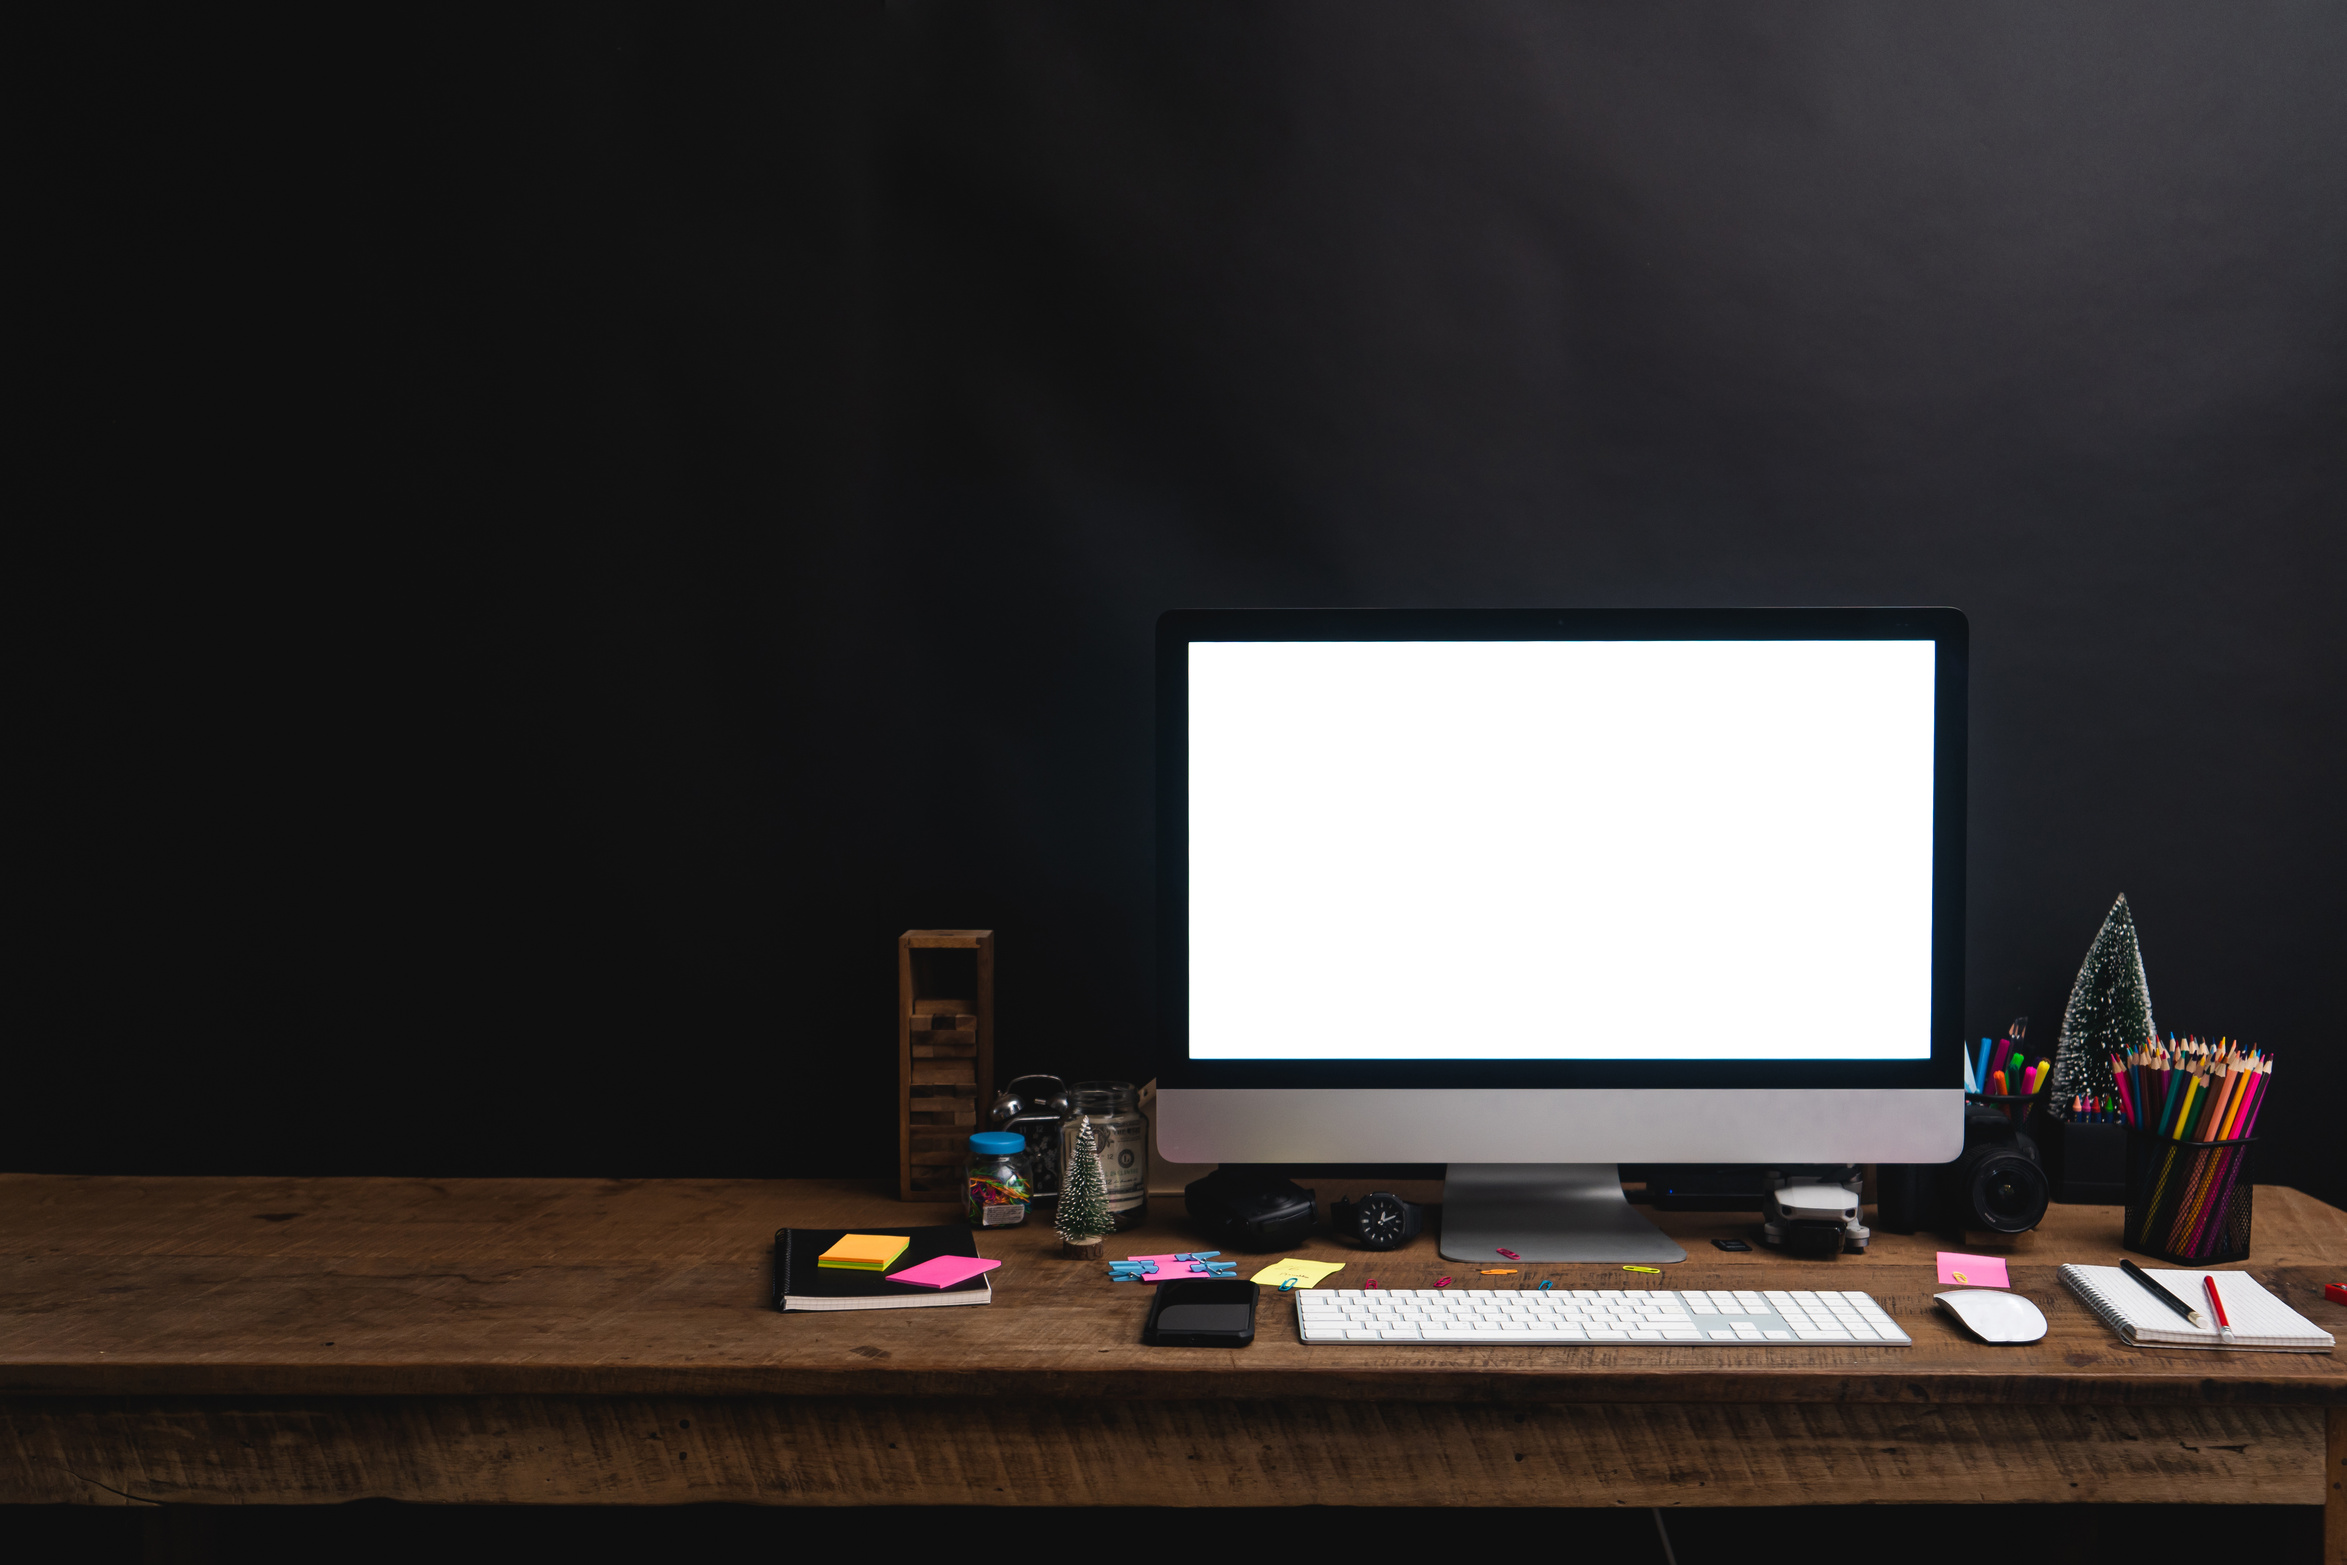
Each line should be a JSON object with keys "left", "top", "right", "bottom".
{"left": 1937, "top": 1252, "right": 2010, "bottom": 1288}
{"left": 886, "top": 1255, "right": 1002, "bottom": 1289}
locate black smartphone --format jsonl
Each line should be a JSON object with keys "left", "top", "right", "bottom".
{"left": 1142, "top": 1279, "right": 1259, "bottom": 1347}
{"left": 1712, "top": 1238, "right": 1753, "bottom": 1252}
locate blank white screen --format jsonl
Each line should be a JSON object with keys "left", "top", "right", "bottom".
{"left": 1187, "top": 640, "right": 1936, "bottom": 1060}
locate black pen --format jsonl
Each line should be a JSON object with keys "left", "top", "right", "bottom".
{"left": 2119, "top": 1258, "right": 2205, "bottom": 1327}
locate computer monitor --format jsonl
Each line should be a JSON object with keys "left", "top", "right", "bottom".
{"left": 1153, "top": 607, "right": 1969, "bottom": 1262}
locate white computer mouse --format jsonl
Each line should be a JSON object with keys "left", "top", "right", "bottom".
{"left": 1935, "top": 1288, "right": 2047, "bottom": 1344}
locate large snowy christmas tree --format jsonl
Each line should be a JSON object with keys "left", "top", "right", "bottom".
{"left": 2048, "top": 893, "right": 2156, "bottom": 1120}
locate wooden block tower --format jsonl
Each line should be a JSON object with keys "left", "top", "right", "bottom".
{"left": 898, "top": 929, "right": 995, "bottom": 1201}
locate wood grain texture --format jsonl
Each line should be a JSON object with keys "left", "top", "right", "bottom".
{"left": 0, "top": 1395, "right": 2321, "bottom": 1508}
{"left": 2329, "top": 1405, "right": 2346, "bottom": 1562}
{"left": 3, "top": 1176, "right": 2340, "bottom": 1406}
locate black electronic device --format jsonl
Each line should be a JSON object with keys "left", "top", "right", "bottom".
{"left": 1329, "top": 1190, "right": 1425, "bottom": 1250}
{"left": 1183, "top": 1168, "right": 1316, "bottom": 1251}
{"left": 1711, "top": 1238, "right": 1753, "bottom": 1252}
{"left": 1142, "top": 1278, "right": 1259, "bottom": 1347}
{"left": 1877, "top": 1103, "right": 2050, "bottom": 1237}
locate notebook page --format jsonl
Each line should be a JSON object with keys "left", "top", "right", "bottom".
{"left": 2186, "top": 1270, "right": 2331, "bottom": 1344}
{"left": 2068, "top": 1265, "right": 2331, "bottom": 1347}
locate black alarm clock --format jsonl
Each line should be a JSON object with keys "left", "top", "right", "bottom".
{"left": 1330, "top": 1191, "right": 1424, "bottom": 1250}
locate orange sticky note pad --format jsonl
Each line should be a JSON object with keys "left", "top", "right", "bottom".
{"left": 1937, "top": 1251, "right": 2010, "bottom": 1288}
{"left": 820, "top": 1234, "right": 912, "bottom": 1271}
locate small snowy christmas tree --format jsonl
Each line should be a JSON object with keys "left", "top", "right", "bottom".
{"left": 2048, "top": 893, "right": 2156, "bottom": 1120}
{"left": 1055, "top": 1117, "right": 1115, "bottom": 1250}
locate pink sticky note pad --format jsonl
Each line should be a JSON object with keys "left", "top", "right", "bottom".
{"left": 1120, "top": 1252, "right": 1225, "bottom": 1283}
{"left": 886, "top": 1255, "right": 1002, "bottom": 1289}
{"left": 1937, "top": 1252, "right": 2010, "bottom": 1288}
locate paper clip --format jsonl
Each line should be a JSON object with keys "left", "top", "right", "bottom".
{"left": 1622, "top": 1265, "right": 1661, "bottom": 1274}
{"left": 1435, "top": 1276, "right": 1452, "bottom": 1288}
{"left": 1365, "top": 1278, "right": 1379, "bottom": 1289}
{"left": 1277, "top": 1277, "right": 1300, "bottom": 1291}
{"left": 1495, "top": 1248, "right": 1521, "bottom": 1261}
{"left": 1480, "top": 1268, "right": 1516, "bottom": 1275}
{"left": 1538, "top": 1279, "right": 1554, "bottom": 1291}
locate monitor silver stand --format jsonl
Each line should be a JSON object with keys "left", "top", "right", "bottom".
{"left": 1438, "top": 1164, "right": 1688, "bottom": 1264}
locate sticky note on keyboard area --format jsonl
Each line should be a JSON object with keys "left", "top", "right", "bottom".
{"left": 1251, "top": 1258, "right": 1346, "bottom": 1289}
{"left": 1937, "top": 1252, "right": 2010, "bottom": 1288}
{"left": 887, "top": 1255, "right": 1001, "bottom": 1289}
{"left": 820, "top": 1234, "right": 911, "bottom": 1271}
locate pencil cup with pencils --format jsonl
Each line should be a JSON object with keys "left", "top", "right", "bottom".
{"left": 2124, "top": 1131, "right": 2254, "bottom": 1264}
{"left": 2108, "top": 1035, "right": 2274, "bottom": 1265}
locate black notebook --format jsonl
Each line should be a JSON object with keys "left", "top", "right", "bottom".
{"left": 772, "top": 1225, "right": 994, "bottom": 1312}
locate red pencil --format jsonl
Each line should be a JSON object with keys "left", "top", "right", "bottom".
{"left": 2203, "top": 1274, "right": 2231, "bottom": 1339}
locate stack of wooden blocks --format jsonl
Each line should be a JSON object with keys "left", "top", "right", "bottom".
{"left": 898, "top": 929, "right": 995, "bottom": 1201}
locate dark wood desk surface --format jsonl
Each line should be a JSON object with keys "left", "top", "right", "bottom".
{"left": 3, "top": 1174, "right": 2343, "bottom": 1518}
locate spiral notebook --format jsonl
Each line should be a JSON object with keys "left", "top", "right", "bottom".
{"left": 773, "top": 1226, "right": 993, "bottom": 1313}
{"left": 2058, "top": 1264, "right": 2333, "bottom": 1352}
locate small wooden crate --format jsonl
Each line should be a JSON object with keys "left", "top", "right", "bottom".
{"left": 898, "top": 930, "right": 995, "bottom": 1201}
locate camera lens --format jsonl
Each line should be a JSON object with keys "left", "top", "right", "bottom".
{"left": 1964, "top": 1151, "right": 2049, "bottom": 1234}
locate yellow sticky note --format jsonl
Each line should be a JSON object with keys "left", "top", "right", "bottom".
{"left": 1249, "top": 1258, "right": 1346, "bottom": 1290}
{"left": 819, "top": 1234, "right": 911, "bottom": 1270}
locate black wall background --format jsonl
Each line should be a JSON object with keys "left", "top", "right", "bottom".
{"left": 26, "top": 5, "right": 2345, "bottom": 1204}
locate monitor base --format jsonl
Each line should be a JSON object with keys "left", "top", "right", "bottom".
{"left": 1437, "top": 1163, "right": 1689, "bottom": 1264}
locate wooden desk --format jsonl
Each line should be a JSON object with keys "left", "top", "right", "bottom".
{"left": 1, "top": 1175, "right": 2341, "bottom": 1532}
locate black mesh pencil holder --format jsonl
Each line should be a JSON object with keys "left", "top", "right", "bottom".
{"left": 2123, "top": 1131, "right": 2255, "bottom": 1264}
{"left": 1966, "top": 1089, "right": 2045, "bottom": 1128}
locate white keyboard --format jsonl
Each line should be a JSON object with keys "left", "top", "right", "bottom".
{"left": 1294, "top": 1287, "right": 1911, "bottom": 1344}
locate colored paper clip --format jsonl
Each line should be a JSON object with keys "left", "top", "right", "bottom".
{"left": 1480, "top": 1268, "right": 1517, "bottom": 1275}
{"left": 1495, "top": 1248, "right": 1520, "bottom": 1260}
{"left": 1435, "top": 1276, "right": 1452, "bottom": 1288}
{"left": 1277, "top": 1277, "right": 1300, "bottom": 1291}
{"left": 1538, "top": 1279, "right": 1554, "bottom": 1291}
{"left": 1623, "top": 1265, "right": 1662, "bottom": 1274}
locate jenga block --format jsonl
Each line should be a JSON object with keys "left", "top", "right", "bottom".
{"left": 899, "top": 930, "right": 994, "bottom": 1201}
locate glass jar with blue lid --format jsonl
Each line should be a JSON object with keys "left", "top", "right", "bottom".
{"left": 964, "top": 1131, "right": 1034, "bottom": 1227}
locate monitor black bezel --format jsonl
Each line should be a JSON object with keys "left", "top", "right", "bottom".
{"left": 1154, "top": 606, "right": 1968, "bottom": 1091}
